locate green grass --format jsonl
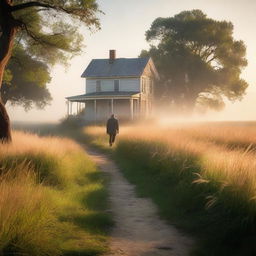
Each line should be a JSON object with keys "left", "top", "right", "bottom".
{"left": 83, "top": 124, "right": 256, "bottom": 256}
{"left": 116, "top": 141, "right": 256, "bottom": 255}
{"left": 0, "top": 131, "right": 112, "bottom": 256}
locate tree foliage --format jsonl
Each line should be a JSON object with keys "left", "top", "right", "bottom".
{"left": 11, "top": 0, "right": 100, "bottom": 65}
{"left": 1, "top": 0, "right": 101, "bottom": 110}
{"left": 2, "top": 43, "right": 52, "bottom": 110}
{"left": 140, "top": 10, "right": 248, "bottom": 112}
{"left": 0, "top": 0, "right": 101, "bottom": 142}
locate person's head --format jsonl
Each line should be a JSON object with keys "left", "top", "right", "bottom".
{"left": 111, "top": 114, "right": 115, "bottom": 118}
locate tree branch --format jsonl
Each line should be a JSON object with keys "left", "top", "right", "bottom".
{"left": 207, "top": 54, "right": 218, "bottom": 64}
{"left": 10, "top": 1, "right": 100, "bottom": 28}
{"left": 10, "top": 55, "right": 23, "bottom": 68}
{"left": 19, "top": 21, "right": 78, "bottom": 53}
{"left": 11, "top": 2, "right": 54, "bottom": 12}
{"left": 200, "top": 44, "right": 216, "bottom": 60}
{"left": 11, "top": 1, "right": 89, "bottom": 16}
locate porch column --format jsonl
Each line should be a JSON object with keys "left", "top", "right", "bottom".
{"left": 111, "top": 98, "right": 114, "bottom": 114}
{"left": 130, "top": 98, "right": 134, "bottom": 120}
{"left": 134, "top": 99, "right": 139, "bottom": 118}
{"left": 94, "top": 100, "right": 97, "bottom": 121}
{"left": 70, "top": 102, "right": 73, "bottom": 115}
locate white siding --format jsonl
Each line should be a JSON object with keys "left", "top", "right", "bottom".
{"left": 83, "top": 99, "right": 133, "bottom": 121}
{"left": 86, "top": 78, "right": 140, "bottom": 93}
{"left": 86, "top": 79, "right": 96, "bottom": 93}
{"left": 120, "top": 78, "right": 140, "bottom": 92}
{"left": 141, "top": 76, "right": 153, "bottom": 95}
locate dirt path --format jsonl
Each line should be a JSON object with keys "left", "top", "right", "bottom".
{"left": 85, "top": 146, "right": 194, "bottom": 256}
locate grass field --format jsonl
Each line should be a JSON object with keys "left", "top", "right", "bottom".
{"left": 0, "top": 130, "right": 112, "bottom": 256}
{"left": 84, "top": 122, "right": 256, "bottom": 255}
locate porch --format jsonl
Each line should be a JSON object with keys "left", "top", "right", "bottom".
{"left": 66, "top": 92, "right": 145, "bottom": 121}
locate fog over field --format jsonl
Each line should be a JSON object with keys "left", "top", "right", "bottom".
{"left": 8, "top": 0, "right": 256, "bottom": 123}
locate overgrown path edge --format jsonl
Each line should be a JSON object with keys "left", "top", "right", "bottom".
{"left": 83, "top": 145, "right": 194, "bottom": 256}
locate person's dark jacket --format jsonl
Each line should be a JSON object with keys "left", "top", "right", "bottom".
{"left": 106, "top": 117, "right": 119, "bottom": 135}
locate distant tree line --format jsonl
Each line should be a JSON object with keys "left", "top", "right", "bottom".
{"left": 141, "top": 10, "right": 248, "bottom": 113}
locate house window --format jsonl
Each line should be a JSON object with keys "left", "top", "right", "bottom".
{"left": 96, "top": 80, "right": 101, "bottom": 92}
{"left": 114, "top": 80, "right": 119, "bottom": 92}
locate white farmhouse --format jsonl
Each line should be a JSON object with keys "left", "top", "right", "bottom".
{"left": 66, "top": 50, "right": 159, "bottom": 121}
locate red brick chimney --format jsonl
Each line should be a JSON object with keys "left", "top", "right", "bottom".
{"left": 109, "top": 50, "right": 116, "bottom": 63}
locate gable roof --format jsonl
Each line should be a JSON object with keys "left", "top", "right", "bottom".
{"left": 81, "top": 57, "right": 157, "bottom": 78}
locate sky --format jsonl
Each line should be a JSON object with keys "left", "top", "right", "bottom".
{"left": 8, "top": 0, "right": 256, "bottom": 122}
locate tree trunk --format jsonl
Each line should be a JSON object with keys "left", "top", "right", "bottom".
{"left": 0, "top": 39, "right": 14, "bottom": 142}
{"left": 0, "top": 98, "right": 12, "bottom": 144}
{"left": 0, "top": 51, "right": 13, "bottom": 142}
{"left": 0, "top": 0, "right": 18, "bottom": 143}
{"left": 0, "top": 99, "right": 11, "bottom": 142}
{"left": 183, "top": 90, "right": 200, "bottom": 114}
{"left": 0, "top": 83, "right": 9, "bottom": 105}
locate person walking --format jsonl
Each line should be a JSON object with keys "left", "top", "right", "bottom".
{"left": 106, "top": 114, "right": 119, "bottom": 146}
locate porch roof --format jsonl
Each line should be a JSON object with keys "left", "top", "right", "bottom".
{"left": 66, "top": 91, "right": 140, "bottom": 102}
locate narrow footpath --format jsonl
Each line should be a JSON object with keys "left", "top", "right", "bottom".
{"left": 84, "top": 146, "right": 194, "bottom": 256}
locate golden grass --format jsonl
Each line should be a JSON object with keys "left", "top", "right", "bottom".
{"left": 85, "top": 123, "right": 256, "bottom": 207}
{"left": 84, "top": 122, "right": 256, "bottom": 254}
{"left": 166, "top": 124, "right": 256, "bottom": 149}
{"left": 0, "top": 163, "right": 60, "bottom": 255}
{"left": 0, "top": 130, "right": 82, "bottom": 157}
{"left": 0, "top": 130, "right": 111, "bottom": 255}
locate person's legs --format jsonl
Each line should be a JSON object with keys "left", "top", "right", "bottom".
{"left": 109, "top": 134, "right": 112, "bottom": 146}
{"left": 109, "top": 133, "right": 116, "bottom": 146}
{"left": 112, "top": 134, "right": 116, "bottom": 144}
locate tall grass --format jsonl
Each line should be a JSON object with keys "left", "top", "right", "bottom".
{"left": 167, "top": 123, "right": 256, "bottom": 150}
{"left": 0, "top": 165, "right": 60, "bottom": 256}
{"left": 84, "top": 123, "right": 256, "bottom": 255}
{"left": 0, "top": 131, "right": 112, "bottom": 256}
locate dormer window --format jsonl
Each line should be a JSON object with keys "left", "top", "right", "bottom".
{"left": 96, "top": 80, "right": 101, "bottom": 92}
{"left": 114, "top": 80, "right": 119, "bottom": 92}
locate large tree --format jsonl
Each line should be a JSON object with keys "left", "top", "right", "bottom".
{"left": 140, "top": 10, "right": 248, "bottom": 113}
{"left": 2, "top": 43, "right": 52, "bottom": 109}
{"left": 0, "top": 0, "right": 100, "bottom": 142}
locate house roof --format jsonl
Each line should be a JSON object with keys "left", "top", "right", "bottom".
{"left": 81, "top": 57, "right": 152, "bottom": 78}
{"left": 66, "top": 91, "right": 140, "bottom": 101}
